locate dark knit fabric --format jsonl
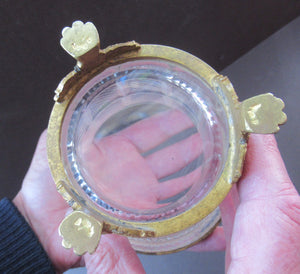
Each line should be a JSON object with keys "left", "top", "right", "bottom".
{"left": 0, "top": 198, "right": 55, "bottom": 273}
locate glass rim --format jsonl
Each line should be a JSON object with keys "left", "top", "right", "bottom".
{"left": 47, "top": 44, "right": 246, "bottom": 238}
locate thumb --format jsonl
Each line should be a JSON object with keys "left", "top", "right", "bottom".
{"left": 238, "top": 134, "right": 297, "bottom": 202}
{"left": 84, "top": 234, "right": 145, "bottom": 274}
{"left": 22, "top": 130, "right": 52, "bottom": 188}
{"left": 227, "top": 134, "right": 300, "bottom": 273}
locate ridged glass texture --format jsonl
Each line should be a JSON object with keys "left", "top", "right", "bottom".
{"left": 61, "top": 59, "right": 229, "bottom": 222}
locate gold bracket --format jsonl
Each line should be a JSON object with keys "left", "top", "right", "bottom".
{"left": 59, "top": 211, "right": 103, "bottom": 255}
{"left": 54, "top": 21, "right": 140, "bottom": 102}
{"left": 60, "top": 21, "right": 100, "bottom": 69}
{"left": 50, "top": 20, "right": 288, "bottom": 255}
{"left": 240, "top": 93, "right": 287, "bottom": 134}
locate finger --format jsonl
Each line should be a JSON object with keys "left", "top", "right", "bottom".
{"left": 238, "top": 134, "right": 297, "bottom": 203}
{"left": 145, "top": 133, "right": 204, "bottom": 179}
{"left": 24, "top": 130, "right": 51, "bottom": 184}
{"left": 188, "top": 226, "right": 226, "bottom": 252}
{"left": 117, "top": 109, "right": 194, "bottom": 153}
{"left": 219, "top": 184, "right": 239, "bottom": 273}
{"left": 220, "top": 185, "right": 239, "bottom": 239}
{"left": 22, "top": 130, "right": 67, "bottom": 212}
{"left": 156, "top": 166, "right": 202, "bottom": 201}
{"left": 18, "top": 131, "right": 82, "bottom": 271}
{"left": 84, "top": 234, "right": 145, "bottom": 274}
{"left": 226, "top": 134, "right": 300, "bottom": 273}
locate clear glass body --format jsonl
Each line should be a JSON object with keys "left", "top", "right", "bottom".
{"left": 61, "top": 59, "right": 228, "bottom": 225}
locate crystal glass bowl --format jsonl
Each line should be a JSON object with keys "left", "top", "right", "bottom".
{"left": 47, "top": 21, "right": 286, "bottom": 255}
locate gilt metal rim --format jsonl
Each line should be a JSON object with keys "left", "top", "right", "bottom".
{"left": 47, "top": 44, "right": 246, "bottom": 238}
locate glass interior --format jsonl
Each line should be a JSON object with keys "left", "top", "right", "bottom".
{"left": 61, "top": 59, "right": 229, "bottom": 221}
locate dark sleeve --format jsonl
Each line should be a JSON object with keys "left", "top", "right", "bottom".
{"left": 0, "top": 198, "right": 56, "bottom": 274}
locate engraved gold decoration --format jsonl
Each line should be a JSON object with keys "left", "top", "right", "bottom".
{"left": 61, "top": 21, "right": 100, "bottom": 58}
{"left": 47, "top": 20, "right": 287, "bottom": 255}
{"left": 48, "top": 43, "right": 240, "bottom": 240}
{"left": 59, "top": 211, "right": 103, "bottom": 255}
{"left": 241, "top": 93, "right": 287, "bottom": 134}
{"left": 55, "top": 20, "right": 140, "bottom": 102}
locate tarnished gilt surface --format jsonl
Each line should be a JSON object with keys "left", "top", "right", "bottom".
{"left": 60, "top": 21, "right": 100, "bottom": 58}
{"left": 47, "top": 21, "right": 286, "bottom": 255}
{"left": 59, "top": 211, "right": 103, "bottom": 255}
{"left": 241, "top": 93, "right": 287, "bottom": 134}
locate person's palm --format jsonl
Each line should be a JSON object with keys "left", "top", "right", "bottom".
{"left": 191, "top": 134, "right": 300, "bottom": 273}
{"left": 14, "top": 131, "right": 145, "bottom": 273}
{"left": 13, "top": 109, "right": 300, "bottom": 273}
{"left": 223, "top": 135, "right": 300, "bottom": 273}
{"left": 81, "top": 109, "right": 203, "bottom": 209}
{"left": 13, "top": 109, "right": 205, "bottom": 272}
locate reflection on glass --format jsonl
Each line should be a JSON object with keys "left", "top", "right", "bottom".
{"left": 62, "top": 60, "right": 228, "bottom": 221}
{"left": 80, "top": 107, "right": 207, "bottom": 209}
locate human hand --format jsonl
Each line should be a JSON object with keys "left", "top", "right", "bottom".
{"left": 14, "top": 112, "right": 299, "bottom": 273}
{"left": 191, "top": 134, "right": 300, "bottom": 273}
{"left": 13, "top": 131, "right": 145, "bottom": 273}
{"left": 11, "top": 107, "right": 214, "bottom": 272}
{"left": 80, "top": 109, "right": 208, "bottom": 209}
